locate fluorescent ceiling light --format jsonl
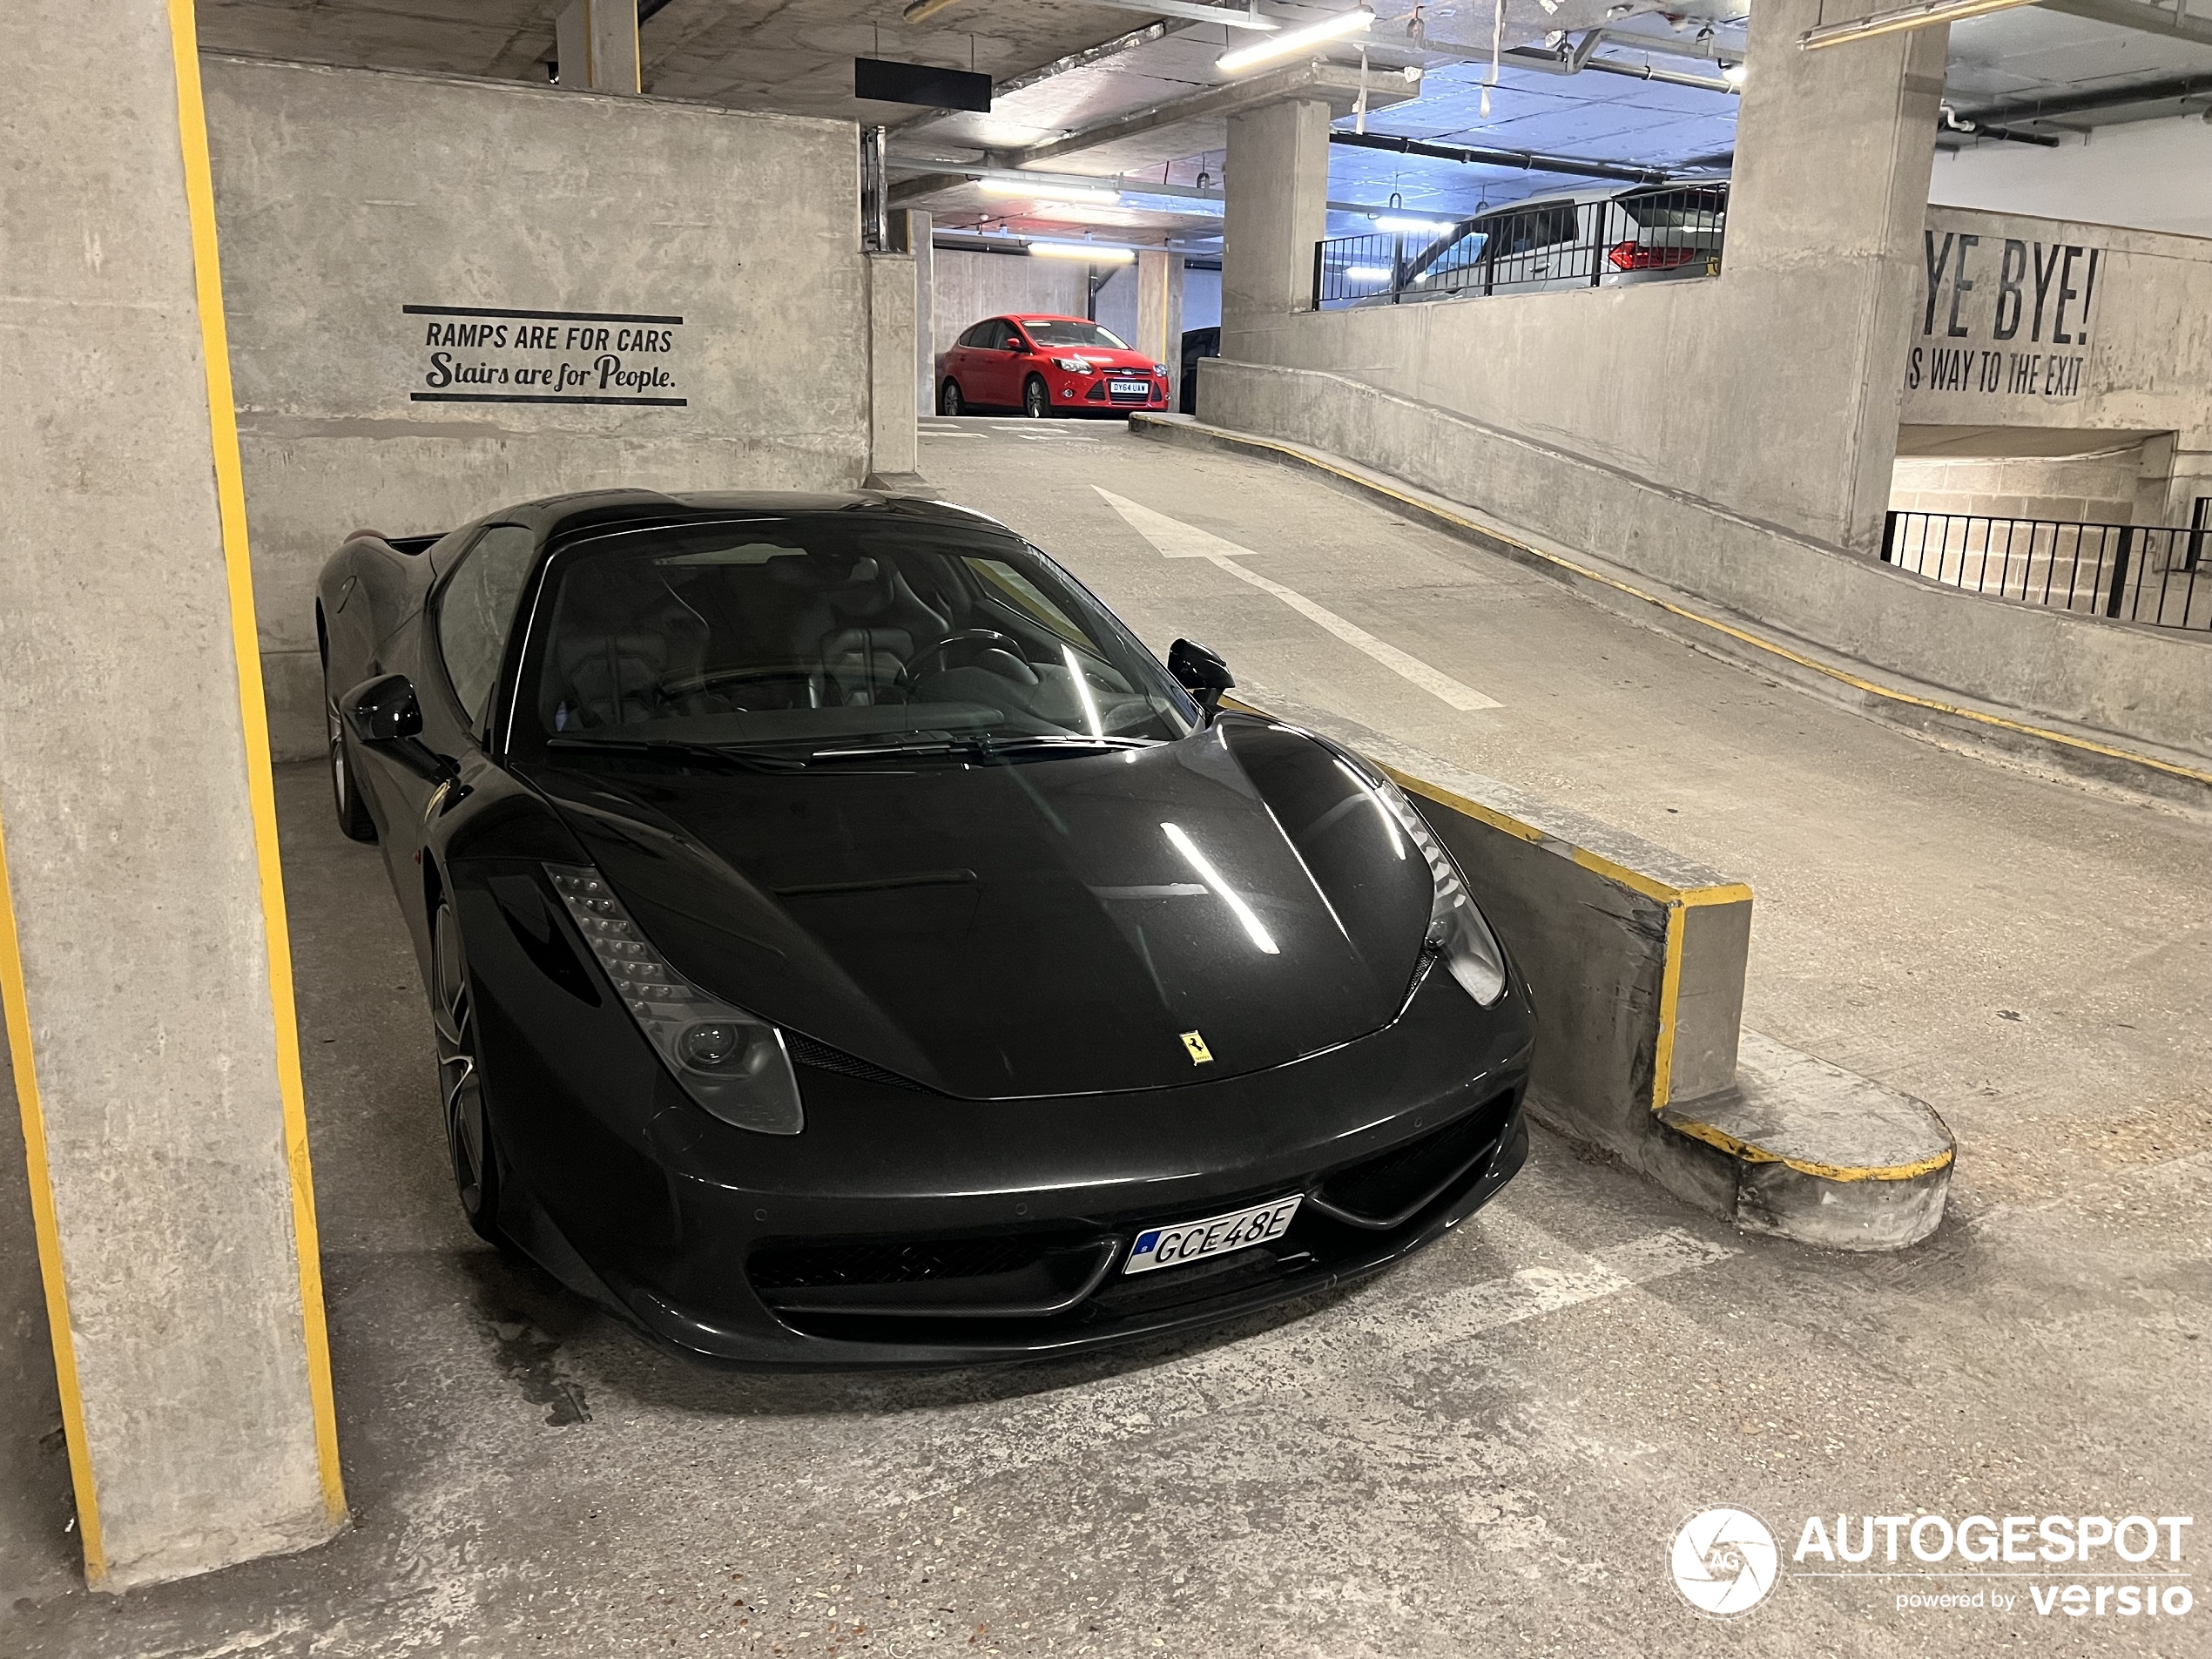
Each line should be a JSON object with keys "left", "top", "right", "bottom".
{"left": 1798, "top": 0, "right": 2034, "bottom": 49}
{"left": 1217, "top": 6, "right": 1374, "bottom": 73}
{"left": 1028, "top": 241, "right": 1136, "bottom": 263}
{"left": 1373, "top": 215, "right": 1454, "bottom": 235}
{"left": 1345, "top": 266, "right": 1395, "bottom": 282}
{"left": 979, "top": 179, "right": 1122, "bottom": 206}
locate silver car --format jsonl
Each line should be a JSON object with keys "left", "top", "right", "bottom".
{"left": 1326, "top": 181, "right": 1726, "bottom": 307}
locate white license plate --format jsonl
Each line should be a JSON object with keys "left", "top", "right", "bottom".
{"left": 1109, "top": 379, "right": 1150, "bottom": 396}
{"left": 1123, "top": 1194, "right": 1300, "bottom": 1275}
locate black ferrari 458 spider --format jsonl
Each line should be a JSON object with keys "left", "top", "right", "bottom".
{"left": 317, "top": 490, "right": 1534, "bottom": 1366}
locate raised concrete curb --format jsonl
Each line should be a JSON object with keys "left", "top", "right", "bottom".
{"left": 1665, "top": 1032, "right": 1954, "bottom": 1251}
{"left": 1225, "top": 687, "right": 1956, "bottom": 1251}
{"left": 1134, "top": 413, "right": 2212, "bottom": 813}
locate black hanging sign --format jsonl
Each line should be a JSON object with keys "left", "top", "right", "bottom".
{"left": 854, "top": 57, "right": 992, "bottom": 111}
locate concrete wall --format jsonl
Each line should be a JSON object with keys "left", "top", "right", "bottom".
{"left": 1932, "top": 116, "right": 2212, "bottom": 241}
{"left": 1094, "top": 263, "right": 1137, "bottom": 348}
{"left": 1905, "top": 206, "right": 2212, "bottom": 524}
{"left": 1890, "top": 447, "right": 2142, "bottom": 523}
{"left": 202, "top": 56, "right": 877, "bottom": 760}
{"left": 929, "top": 247, "right": 1086, "bottom": 366}
{"left": 1184, "top": 264, "right": 1223, "bottom": 333}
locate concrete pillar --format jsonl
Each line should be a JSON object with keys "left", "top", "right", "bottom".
{"left": 0, "top": 0, "right": 343, "bottom": 1590}
{"left": 894, "top": 209, "right": 936, "bottom": 415}
{"left": 866, "top": 251, "right": 921, "bottom": 484}
{"left": 1725, "top": 0, "right": 1947, "bottom": 551}
{"left": 1135, "top": 248, "right": 1184, "bottom": 393}
{"left": 1221, "top": 98, "right": 1331, "bottom": 348}
{"left": 556, "top": 0, "right": 641, "bottom": 95}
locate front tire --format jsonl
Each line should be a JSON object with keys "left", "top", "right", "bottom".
{"left": 328, "top": 696, "right": 377, "bottom": 843}
{"left": 1022, "top": 375, "right": 1050, "bottom": 419}
{"left": 432, "top": 898, "right": 503, "bottom": 1244}
{"left": 939, "top": 379, "right": 965, "bottom": 416}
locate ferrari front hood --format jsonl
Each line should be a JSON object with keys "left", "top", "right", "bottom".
{"left": 536, "top": 720, "right": 1433, "bottom": 1100}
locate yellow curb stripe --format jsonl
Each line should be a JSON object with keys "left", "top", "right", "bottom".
{"left": 1652, "top": 901, "right": 1687, "bottom": 1113}
{"left": 1665, "top": 1111, "right": 1957, "bottom": 1183}
{"left": 169, "top": 0, "right": 347, "bottom": 1528}
{"left": 0, "top": 816, "right": 107, "bottom": 1582}
{"left": 1135, "top": 415, "right": 2212, "bottom": 792}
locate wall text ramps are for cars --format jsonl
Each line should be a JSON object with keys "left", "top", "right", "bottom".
{"left": 1908, "top": 231, "right": 2102, "bottom": 404}
{"left": 403, "top": 303, "right": 687, "bottom": 407}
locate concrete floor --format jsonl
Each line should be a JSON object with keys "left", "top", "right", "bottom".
{"left": 3, "top": 417, "right": 2208, "bottom": 1656}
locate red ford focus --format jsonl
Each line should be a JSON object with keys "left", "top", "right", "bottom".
{"left": 936, "top": 314, "right": 1171, "bottom": 418}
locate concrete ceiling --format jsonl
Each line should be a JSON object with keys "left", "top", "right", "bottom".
{"left": 1943, "top": 3, "right": 2212, "bottom": 129}
{"left": 195, "top": 0, "right": 2212, "bottom": 243}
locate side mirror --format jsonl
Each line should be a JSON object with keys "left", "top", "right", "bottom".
{"left": 1168, "top": 638, "right": 1235, "bottom": 719}
{"left": 346, "top": 672, "right": 423, "bottom": 742}
{"left": 344, "top": 674, "right": 460, "bottom": 788}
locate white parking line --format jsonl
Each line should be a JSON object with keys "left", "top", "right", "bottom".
{"left": 1093, "top": 488, "right": 1502, "bottom": 711}
{"left": 853, "top": 1221, "right": 1736, "bottom": 1507}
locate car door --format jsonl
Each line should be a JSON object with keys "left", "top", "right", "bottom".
{"left": 974, "top": 319, "right": 1021, "bottom": 407}
{"left": 943, "top": 320, "right": 986, "bottom": 400}
{"left": 361, "top": 522, "right": 542, "bottom": 968}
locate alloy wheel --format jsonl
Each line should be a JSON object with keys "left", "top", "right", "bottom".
{"left": 1023, "top": 377, "right": 1049, "bottom": 418}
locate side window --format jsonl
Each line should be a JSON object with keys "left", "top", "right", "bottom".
{"left": 985, "top": 320, "right": 1015, "bottom": 350}
{"left": 435, "top": 525, "right": 537, "bottom": 725}
{"left": 958, "top": 321, "right": 990, "bottom": 348}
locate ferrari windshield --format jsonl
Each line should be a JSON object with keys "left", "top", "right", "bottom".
{"left": 1021, "top": 320, "right": 1129, "bottom": 350}
{"left": 513, "top": 515, "right": 1200, "bottom": 759}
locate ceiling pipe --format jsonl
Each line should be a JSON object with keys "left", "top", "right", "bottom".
{"left": 1330, "top": 129, "right": 1678, "bottom": 185}
{"left": 1951, "top": 70, "right": 2212, "bottom": 129}
{"left": 1939, "top": 104, "right": 2063, "bottom": 145}
{"left": 1505, "top": 48, "right": 1738, "bottom": 93}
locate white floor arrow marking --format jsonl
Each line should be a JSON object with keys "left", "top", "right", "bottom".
{"left": 1094, "top": 487, "right": 1502, "bottom": 711}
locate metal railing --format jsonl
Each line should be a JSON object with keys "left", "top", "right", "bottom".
{"left": 1312, "top": 184, "right": 1726, "bottom": 309}
{"left": 1882, "top": 511, "right": 2212, "bottom": 631}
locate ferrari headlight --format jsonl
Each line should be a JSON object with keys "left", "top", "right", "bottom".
{"left": 1359, "top": 770, "right": 1508, "bottom": 1008}
{"left": 546, "top": 866, "right": 804, "bottom": 1135}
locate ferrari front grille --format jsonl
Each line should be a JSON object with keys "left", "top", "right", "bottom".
{"left": 1307, "top": 1091, "right": 1515, "bottom": 1231}
{"left": 750, "top": 1234, "right": 1056, "bottom": 1291}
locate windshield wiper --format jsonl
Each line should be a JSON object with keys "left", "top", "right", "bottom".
{"left": 805, "top": 733, "right": 1157, "bottom": 764}
{"left": 544, "top": 735, "right": 807, "bottom": 772}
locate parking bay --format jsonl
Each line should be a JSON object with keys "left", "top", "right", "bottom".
{"left": 10, "top": 420, "right": 2206, "bottom": 1656}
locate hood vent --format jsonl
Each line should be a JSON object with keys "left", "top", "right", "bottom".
{"left": 784, "top": 1030, "right": 928, "bottom": 1092}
